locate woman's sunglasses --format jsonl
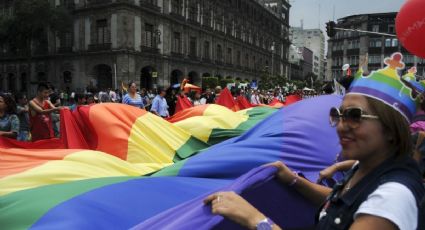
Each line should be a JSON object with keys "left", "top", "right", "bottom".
{"left": 329, "top": 107, "right": 379, "bottom": 129}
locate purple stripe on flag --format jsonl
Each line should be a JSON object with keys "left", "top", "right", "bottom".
{"left": 131, "top": 166, "right": 317, "bottom": 230}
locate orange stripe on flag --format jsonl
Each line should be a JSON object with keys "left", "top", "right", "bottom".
{"left": 168, "top": 104, "right": 209, "bottom": 123}
{"left": 0, "top": 148, "right": 78, "bottom": 179}
{"left": 89, "top": 104, "right": 147, "bottom": 160}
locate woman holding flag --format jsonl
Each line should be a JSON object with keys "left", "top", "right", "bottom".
{"left": 205, "top": 53, "right": 424, "bottom": 230}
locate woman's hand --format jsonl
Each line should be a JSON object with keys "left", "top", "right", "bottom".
{"left": 203, "top": 191, "right": 266, "bottom": 230}
{"left": 317, "top": 164, "right": 338, "bottom": 183}
{"left": 266, "top": 161, "right": 297, "bottom": 185}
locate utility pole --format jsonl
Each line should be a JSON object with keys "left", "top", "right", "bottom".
{"left": 271, "top": 42, "right": 275, "bottom": 76}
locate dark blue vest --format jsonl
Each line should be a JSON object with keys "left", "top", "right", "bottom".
{"left": 315, "top": 156, "right": 425, "bottom": 230}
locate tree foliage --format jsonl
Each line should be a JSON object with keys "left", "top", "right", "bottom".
{"left": 219, "top": 78, "right": 235, "bottom": 88}
{"left": 259, "top": 71, "right": 288, "bottom": 90}
{"left": 202, "top": 77, "right": 218, "bottom": 89}
{"left": 0, "top": 0, "right": 72, "bottom": 56}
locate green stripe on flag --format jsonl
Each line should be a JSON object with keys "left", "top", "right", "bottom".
{"left": 152, "top": 159, "right": 188, "bottom": 177}
{"left": 207, "top": 107, "right": 278, "bottom": 145}
{"left": 0, "top": 177, "right": 135, "bottom": 230}
{"left": 174, "top": 137, "right": 210, "bottom": 161}
{"left": 157, "top": 107, "right": 278, "bottom": 177}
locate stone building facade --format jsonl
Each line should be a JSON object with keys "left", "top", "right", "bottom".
{"left": 0, "top": 0, "right": 291, "bottom": 95}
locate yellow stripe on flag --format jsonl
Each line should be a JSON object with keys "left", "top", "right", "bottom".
{"left": 0, "top": 150, "right": 168, "bottom": 196}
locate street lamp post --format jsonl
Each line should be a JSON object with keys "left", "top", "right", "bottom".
{"left": 155, "top": 29, "right": 161, "bottom": 45}
{"left": 271, "top": 42, "right": 275, "bottom": 77}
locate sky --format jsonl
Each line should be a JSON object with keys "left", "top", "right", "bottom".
{"left": 289, "top": 0, "right": 405, "bottom": 30}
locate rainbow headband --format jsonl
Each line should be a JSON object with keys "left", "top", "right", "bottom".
{"left": 348, "top": 53, "right": 420, "bottom": 123}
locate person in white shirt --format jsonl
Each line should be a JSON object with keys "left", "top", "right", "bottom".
{"left": 250, "top": 90, "right": 260, "bottom": 105}
{"left": 192, "top": 92, "right": 206, "bottom": 106}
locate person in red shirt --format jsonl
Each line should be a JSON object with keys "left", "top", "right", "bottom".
{"left": 28, "top": 83, "right": 62, "bottom": 141}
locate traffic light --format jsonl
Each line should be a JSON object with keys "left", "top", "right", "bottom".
{"left": 326, "top": 21, "right": 337, "bottom": 37}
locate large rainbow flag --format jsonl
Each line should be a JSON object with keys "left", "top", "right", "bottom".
{"left": 0, "top": 95, "right": 342, "bottom": 229}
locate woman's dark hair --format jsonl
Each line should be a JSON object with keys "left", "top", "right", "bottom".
{"left": 0, "top": 93, "right": 17, "bottom": 114}
{"left": 37, "top": 83, "right": 50, "bottom": 92}
{"left": 366, "top": 97, "right": 412, "bottom": 158}
{"left": 15, "top": 92, "right": 27, "bottom": 102}
{"left": 50, "top": 93, "right": 60, "bottom": 105}
{"left": 128, "top": 81, "right": 136, "bottom": 89}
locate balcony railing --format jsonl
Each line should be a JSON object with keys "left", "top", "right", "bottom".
{"left": 187, "top": 18, "right": 199, "bottom": 25}
{"left": 141, "top": 45, "right": 159, "bottom": 54}
{"left": 88, "top": 43, "right": 112, "bottom": 51}
{"left": 57, "top": 47, "right": 73, "bottom": 53}
{"left": 202, "top": 57, "right": 211, "bottom": 63}
{"left": 170, "top": 11, "right": 185, "bottom": 21}
{"left": 171, "top": 52, "right": 184, "bottom": 58}
{"left": 215, "top": 60, "right": 223, "bottom": 65}
{"left": 33, "top": 48, "right": 49, "bottom": 56}
{"left": 188, "top": 54, "right": 199, "bottom": 61}
{"left": 88, "top": 0, "right": 112, "bottom": 5}
{"left": 139, "top": 0, "right": 160, "bottom": 11}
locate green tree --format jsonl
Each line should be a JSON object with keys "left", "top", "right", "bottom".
{"left": 202, "top": 77, "right": 218, "bottom": 89}
{"left": 259, "top": 70, "right": 288, "bottom": 90}
{"left": 0, "top": 0, "right": 72, "bottom": 89}
{"left": 219, "top": 78, "right": 235, "bottom": 89}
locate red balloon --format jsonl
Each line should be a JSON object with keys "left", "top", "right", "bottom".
{"left": 396, "top": 0, "right": 425, "bottom": 58}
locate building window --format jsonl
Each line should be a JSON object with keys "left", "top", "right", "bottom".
{"left": 203, "top": 41, "right": 210, "bottom": 59}
{"left": 216, "top": 44, "right": 222, "bottom": 61}
{"left": 237, "top": 51, "right": 241, "bottom": 66}
{"left": 369, "top": 38, "right": 382, "bottom": 48}
{"left": 391, "top": 39, "right": 399, "bottom": 47}
{"left": 189, "top": 36, "right": 197, "bottom": 57}
{"left": 216, "top": 17, "right": 223, "bottom": 32}
{"left": 59, "top": 31, "right": 73, "bottom": 48}
{"left": 203, "top": 9, "right": 211, "bottom": 27}
{"left": 404, "top": 55, "right": 414, "bottom": 64}
{"left": 226, "top": 48, "right": 232, "bottom": 64}
{"left": 245, "top": 54, "right": 249, "bottom": 67}
{"left": 171, "top": 0, "right": 182, "bottom": 15}
{"left": 368, "top": 55, "right": 381, "bottom": 64}
{"left": 144, "top": 0, "right": 157, "bottom": 5}
{"left": 96, "top": 19, "right": 110, "bottom": 44}
{"left": 142, "top": 23, "right": 154, "bottom": 47}
{"left": 348, "top": 40, "right": 359, "bottom": 49}
{"left": 63, "top": 0, "right": 75, "bottom": 8}
{"left": 226, "top": 18, "right": 233, "bottom": 35}
{"left": 349, "top": 56, "right": 359, "bottom": 65}
{"left": 388, "top": 25, "right": 395, "bottom": 34}
{"left": 385, "top": 38, "right": 392, "bottom": 47}
{"left": 172, "top": 32, "right": 181, "bottom": 53}
{"left": 372, "top": 25, "right": 379, "bottom": 32}
{"left": 333, "top": 42, "right": 343, "bottom": 51}
{"left": 188, "top": 1, "right": 197, "bottom": 22}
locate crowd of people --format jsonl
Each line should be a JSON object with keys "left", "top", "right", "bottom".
{"left": 0, "top": 80, "right": 323, "bottom": 141}
{"left": 0, "top": 79, "right": 326, "bottom": 144}
{"left": 1, "top": 53, "right": 425, "bottom": 229}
